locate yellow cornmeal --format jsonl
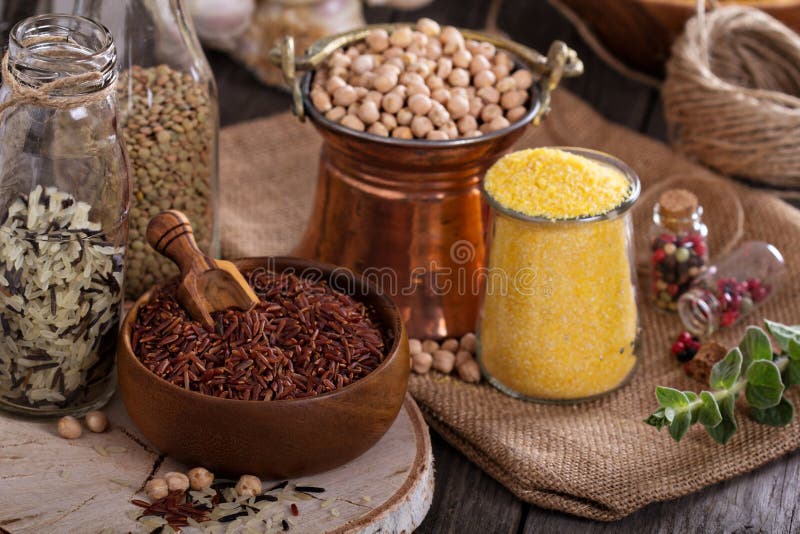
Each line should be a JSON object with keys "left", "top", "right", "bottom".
{"left": 480, "top": 148, "right": 638, "bottom": 400}
{"left": 484, "top": 148, "right": 630, "bottom": 219}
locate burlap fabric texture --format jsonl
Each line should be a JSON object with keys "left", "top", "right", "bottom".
{"left": 219, "top": 91, "right": 800, "bottom": 521}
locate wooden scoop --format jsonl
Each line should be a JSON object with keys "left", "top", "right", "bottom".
{"left": 146, "top": 210, "right": 259, "bottom": 330}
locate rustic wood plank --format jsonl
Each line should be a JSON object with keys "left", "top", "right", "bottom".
{"left": 522, "top": 449, "right": 800, "bottom": 533}
{"left": 0, "top": 396, "right": 434, "bottom": 533}
{"left": 415, "top": 433, "right": 523, "bottom": 534}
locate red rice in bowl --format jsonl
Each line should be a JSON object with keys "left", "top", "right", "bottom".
{"left": 130, "top": 269, "right": 390, "bottom": 401}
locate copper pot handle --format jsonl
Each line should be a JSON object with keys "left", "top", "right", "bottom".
{"left": 269, "top": 24, "right": 583, "bottom": 123}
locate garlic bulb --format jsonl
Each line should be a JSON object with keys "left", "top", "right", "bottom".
{"left": 187, "top": 0, "right": 255, "bottom": 50}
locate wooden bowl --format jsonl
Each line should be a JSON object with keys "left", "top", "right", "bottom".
{"left": 117, "top": 257, "right": 409, "bottom": 478}
{"left": 554, "top": 0, "right": 800, "bottom": 77}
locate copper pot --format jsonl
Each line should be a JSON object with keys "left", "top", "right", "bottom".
{"left": 272, "top": 26, "right": 582, "bottom": 339}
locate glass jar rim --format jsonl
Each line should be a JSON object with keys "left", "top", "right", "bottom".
{"left": 480, "top": 147, "right": 641, "bottom": 224}
{"left": 8, "top": 14, "right": 116, "bottom": 93}
{"left": 11, "top": 14, "right": 115, "bottom": 62}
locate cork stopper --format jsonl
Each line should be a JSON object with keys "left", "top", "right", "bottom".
{"left": 657, "top": 189, "right": 699, "bottom": 220}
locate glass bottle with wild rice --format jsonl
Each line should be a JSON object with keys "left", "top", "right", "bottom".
{"left": 0, "top": 15, "right": 129, "bottom": 416}
{"left": 78, "top": 0, "right": 220, "bottom": 299}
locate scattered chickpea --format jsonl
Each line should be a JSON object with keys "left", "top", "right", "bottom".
{"left": 85, "top": 410, "right": 108, "bottom": 433}
{"left": 436, "top": 58, "right": 453, "bottom": 79}
{"left": 422, "top": 339, "right": 440, "bottom": 353}
{"left": 145, "top": 478, "right": 169, "bottom": 501}
{"left": 426, "top": 74, "right": 445, "bottom": 91}
{"left": 457, "top": 358, "right": 481, "bottom": 383}
{"left": 235, "top": 475, "right": 262, "bottom": 498}
{"left": 373, "top": 74, "right": 396, "bottom": 94}
{"left": 455, "top": 349, "right": 472, "bottom": 367}
{"left": 460, "top": 332, "right": 477, "bottom": 353}
{"left": 57, "top": 415, "right": 82, "bottom": 439}
{"left": 164, "top": 471, "right": 190, "bottom": 493}
{"left": 412, "top": 351, "right": 433, "bottom": 373}
{"left": 408, "top": 338, "right": 423, "bottom": 355}
{"left": 432, "top": 350, "right": 456, "bottom": 373}
{"left": 441, "top": 338, "right": 460, "bottom": 352}
{"left": 187, "top": 467, "right": 215, "bottom": 490}
{"left": 340, "top": 114, "right": 365, "bottom": 132}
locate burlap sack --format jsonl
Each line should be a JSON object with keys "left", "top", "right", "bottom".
{"left": 219, "top": 91, "right": 800, "bottom": 521}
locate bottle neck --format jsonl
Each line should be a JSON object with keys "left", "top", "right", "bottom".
{"left": 678, "top": 287, "right": 721, "bottom": 336}
{"left": 7, "top": 14, "right": 116, "bottom": 97}
{"left": 653, "top": 204, "right": 704, "bottom": 234}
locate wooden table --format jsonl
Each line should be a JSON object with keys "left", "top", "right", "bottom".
{"left": 208, "top": 1, "right": 800, "bottom": 532}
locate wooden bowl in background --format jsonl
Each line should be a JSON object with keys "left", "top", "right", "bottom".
{"left": 553, "top": 0, "right": 800, "bottom": 77}
{"left": 117, "top": 257, "right": 409, "bottom": 478}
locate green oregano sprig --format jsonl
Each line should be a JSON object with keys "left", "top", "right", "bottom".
{"left": 646, "top": 320, "right": 800, "bottom": 444}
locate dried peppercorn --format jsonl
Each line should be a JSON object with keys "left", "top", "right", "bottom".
{"left": 650, "top": 189, "right": 708, "bottom": 311}
{"left": 671, "top": 331, "right": 700, "bottom": 363}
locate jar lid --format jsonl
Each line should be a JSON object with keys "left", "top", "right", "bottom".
{"left": 657, "top": 188, "right": 699, "bottom": 220}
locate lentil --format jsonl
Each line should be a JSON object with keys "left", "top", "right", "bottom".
{"left": 118, "top": 64, "right": 215, "bottom": 300}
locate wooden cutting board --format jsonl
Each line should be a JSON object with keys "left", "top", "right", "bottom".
{"left": 0, "top": 395, "right": 433, "bottom": 533}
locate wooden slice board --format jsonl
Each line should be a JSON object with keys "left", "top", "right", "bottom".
{"left": 0, "top": 395, "right": 433, "bottom": 533}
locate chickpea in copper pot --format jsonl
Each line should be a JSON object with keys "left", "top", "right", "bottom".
{"left": 310, "top": 18, "right": 534, "bottom": 140}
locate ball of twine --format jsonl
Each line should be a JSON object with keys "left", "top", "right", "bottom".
{"left": 663, "top": 5, "right": 800, "bottom": 189}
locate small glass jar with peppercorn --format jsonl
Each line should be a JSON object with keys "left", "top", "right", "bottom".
{"left": 650, "top": 189, "right": 708, "bottom": 311}
{"left": 678, "top": 240, "right": 786, "bottom": 335}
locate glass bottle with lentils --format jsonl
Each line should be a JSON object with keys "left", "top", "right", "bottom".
{"left": 0, "top": 14, "right": 129, "bottom": 416}
{"left": 650, "top": 188, "right": 708, "bottom": 311}
{"left": 79, "top": 0, "right": 220, "bottom": 299}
